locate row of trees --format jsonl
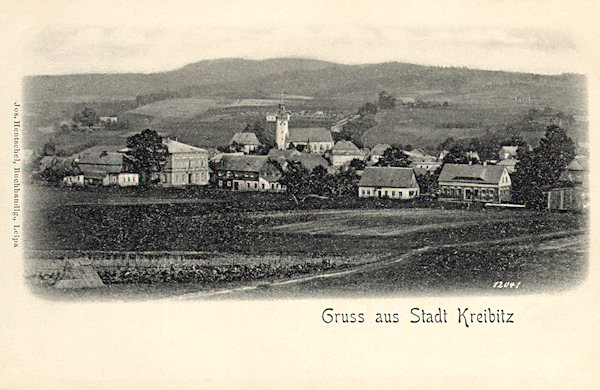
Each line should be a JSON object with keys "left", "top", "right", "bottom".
{"left": 438, "top": 134, "right": 529, "bottom": 163}
{"left": 278, "top": 162, "right": 361, "bottom": 200}
{"left": 511, "top": 125, "right": 575, "bottom": 208}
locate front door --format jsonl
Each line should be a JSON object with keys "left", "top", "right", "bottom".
{"left": 233, "top": 181, "right": 238, "bottom": 190}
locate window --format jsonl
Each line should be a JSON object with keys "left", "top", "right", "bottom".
{"left": 409, "top": 191, "right": 414, "bottom": 196}
{"left": 392, "top": 191, "right": 395, "bottom": 197}
{"left": 261, "top": 183, "right": 265, "bottom": 189}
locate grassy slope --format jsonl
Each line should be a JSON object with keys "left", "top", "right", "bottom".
{"left": 23, "top": 59, "right": 587, "bottom": 154}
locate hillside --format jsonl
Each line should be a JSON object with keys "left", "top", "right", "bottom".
{"left": 23, "top": 57, "right": 587, "bottom": 154}
{"left": 24, "top": 58, "right": 586, "bottom": 111}
{"left": 23, "top": 58, "right": 338, "bottom": 102}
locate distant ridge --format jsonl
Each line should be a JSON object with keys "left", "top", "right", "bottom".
{"left": 24, "top": 57, "right": 586, "bottom": 104}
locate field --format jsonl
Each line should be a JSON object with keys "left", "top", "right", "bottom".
{"left": 126, "top": 98, "right": 218, "bottom": 119}
{"left": 25, "top": 185, "right": 586, "bottom": 299}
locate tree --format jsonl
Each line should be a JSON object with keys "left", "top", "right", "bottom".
{"left": 378, "top": 91, "right": 397, "bottom": 109}
{"left": 279, "top": 161, "right": 312, "bottom": 198}
{"left": 511, "top": 125, "right": 575, "bottom": 208}
{"left": 376, "top": 146, "right": 411, "bottom": 167}
{"left": 358, "top": 102, "right": 378, "bottom": 116}
{"left": 416, "top": 166, "right": 442, "bottom": 196}
{"left": 247, "top": 120, "right": 274, "bottom": 148}
{"left": 42, "top": 140, "right": 56, "bottom": 156}
{"left": 73, "top": 107, "right": 99, "bottom": 127}
{"left": 442, "top": 144, "right": 477, "bottom": 164}
{"left": 125, "top": 129, "right": 170, "bottom": 185}
{"left": 349, "top": 158, "right": 366, "bottom": 171}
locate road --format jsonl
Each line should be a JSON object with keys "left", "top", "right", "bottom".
{"left": 174, "top": 229, "right": 585, "bottom": 300}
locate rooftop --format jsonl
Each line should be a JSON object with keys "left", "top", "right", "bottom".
{"left": 370, "top": 143, "right": 391, "bottom": 156}
{"left": 215, "top": 155, "right": 268, "bottom": 172}
{"left": 288, "top": 128, "right": 333, "bottom": 143}
{"left": 164, "top": 139, "right": 207, "bottom": 154}
{"left": 438, "top": 164, "right": 507, "bottom": 184}
{"left": 359, "top": 167, "right": 418, "bottom": 188}
{"left": 332, "top": 140, "right": 363, "bottom": 156}
{"left": 230, "top": 132, "right": 260, "bottom": 146}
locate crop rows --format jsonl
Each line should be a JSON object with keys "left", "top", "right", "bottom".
{"left": 29, "top": 259, "right": 339, "bottom": 286}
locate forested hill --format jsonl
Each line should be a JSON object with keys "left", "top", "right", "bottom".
{"left": 24, "top": 58, "right": 586, "bottom": 114}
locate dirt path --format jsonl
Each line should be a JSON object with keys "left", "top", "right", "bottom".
{"left": 174, "top": 229, "right": 584, "bottom": 300}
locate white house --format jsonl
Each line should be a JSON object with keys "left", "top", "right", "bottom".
{"left": 358, "top": 167, "right": 420, "bottom": 199}
{"left": 155, "top": 139, "right": 210, "bottom": 186}
{"left": 438, "top": 164, "right": 511, "bottom": 203}
{"left": 62, "top": 175, "right": 85, "bottom": 186}
{"left": 369, "top": 143, "right": 391, "bottom": 163}
{"left": 73, "top": 145, "right": 138, "bottom": 187}
{"left": 331, "top": 140, "right": 364, "bottom": 166}
{"left": 230, "top": 132, "right": 261, "bottom": 154}
{"left": 498, "top": 146, "right": 519, "bottom": 160}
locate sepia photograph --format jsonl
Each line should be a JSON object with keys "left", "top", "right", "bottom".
{"left": 21, "top": 8, "right": 588, "bottom": 301}
{"left": 2, "top": 0, "right": 599, "bottom": 387}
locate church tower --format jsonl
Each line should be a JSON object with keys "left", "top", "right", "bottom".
{"left": 275, "top": 102, "right": 289, "bottom": 150}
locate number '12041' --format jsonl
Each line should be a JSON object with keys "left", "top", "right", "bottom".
{"left": 493, "top": 281, "right": 521, "bottom": 288}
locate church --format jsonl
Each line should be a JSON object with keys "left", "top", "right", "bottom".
{"left": 274, "top": 103, "right": 334, "bottom": 154}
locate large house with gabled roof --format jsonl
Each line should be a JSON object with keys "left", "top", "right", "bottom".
{"left": 154, "top": 138, "right": 209, "bottom": 186}
{"left": 438, "top": 163, "right": 511, "bottom": 203}
{"left": 212, "top": 155, "right": 284, "bottom": 192}
{"left": 69, "top": 145, "right": 138, "bottom": 187}
{"left": 358, "top": 167, "right": 420, "bottom": 199}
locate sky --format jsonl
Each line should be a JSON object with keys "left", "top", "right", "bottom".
{"left": 10, "top": 0, "right": 600, "bottom": 76}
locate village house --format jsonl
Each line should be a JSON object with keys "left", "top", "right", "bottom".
{"left": 358, "top": 167, "right": 420, "bottom": 199}
{"left": 437, "top": 163, "right": 511, "bottom": 203}
{"left": 404, "top": 148, "right": 442, "bottom": 172}
{"left": 230, "top": 132, "right": 261, "bottom": 154}
{"left": 438, "top": 150, "right": 480, "bottom": 163}
{"left": 369, "top": 144, "right": 391, "bottom": 163}
{"left": 154, "top": 139, "right": 210, "bottom": 186}
{"left": 99, "top": 116, "right": 118, "bottom": 123}
{"left": 288, "top": 127, "right": 335, "bottom": 153}
{"left": 62, "top": 174, "right": 85, "bottom": 186}
{"left": 69, "top": 145, "right": 139, "bottom": 187}
{"left": 331, "top": 140, "right": 364, "bottom": 166}
{"left": 496, "top": 158, "right": 518, "bottom": 174}
{"left": 289, "top": 153, "right": 330, "bottom": 172}
{"left": 547, "top": 155, "right": 587, "bottom": 211}
{"left": 267, "top": 149, "right": 300, "bottom": 169}
{"left": 498, "top": 145, "right": 519, "bottom": 160}
{"left": 213, "top": 155, "right": 284, "bottom": 192}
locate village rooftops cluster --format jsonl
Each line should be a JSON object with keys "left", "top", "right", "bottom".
{"left": 53, "top": 102, "right": 586, "bottom": 209}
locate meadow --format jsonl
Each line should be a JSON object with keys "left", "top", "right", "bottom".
{"left": 25, "top": 185, "right": 586, "bottom": 299}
